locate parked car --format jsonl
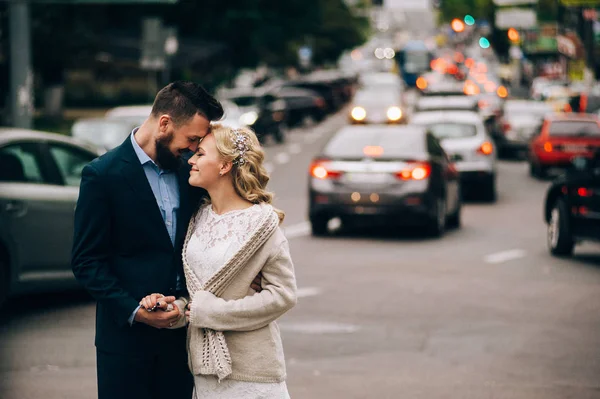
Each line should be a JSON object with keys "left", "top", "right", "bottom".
{"left": 349, "top": 88, "right": 405, "bottom": 125}
{"left": 411, "top": 111, "right": 497, "bottom": 201}
{"left": 544, "top": 150, "right": 600, "bottom": 256}
{"left": 529, "top": 113, "right": 600, "bottom": 178}
{"left": 71, "top": 118, "right": 138, "bottom": 150}
{"left": 308, "top": 125, "right": 461, "bottom": 237}
{"left": 105, "top": 105, "right": 152, "bottom": 125}
{"left": 0, "top": 128, "right": 103, "bottom": 306}
{"left": 219, "top": 89, "right": 288, "bottom": 144}
{"left": 271, "top": 87, "right": 328, "bottom": 127}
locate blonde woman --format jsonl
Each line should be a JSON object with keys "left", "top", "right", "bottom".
{"left": 141, "top": 124, "right": 297, "bottom": 398}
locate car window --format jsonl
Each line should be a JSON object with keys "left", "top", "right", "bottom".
{"left": 548, "top": 121, "right": 600, "bottom": 137}
{"left": 0, "top": 143, "right": 44, "bottom": 183}
{"left": 424, "top": 123, "right": 477, "bottom": 139}
{"left": 324, "top": 129, "right": 425, "bottom": 159}
{"left": 48, "top": 144, "right": 97, "bottom": 186}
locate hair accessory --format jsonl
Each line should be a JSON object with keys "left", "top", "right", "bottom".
{"left": 231, "top": 129, "right": 250, "bottom": 166}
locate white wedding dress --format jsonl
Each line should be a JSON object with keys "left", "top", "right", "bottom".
{"left": 185, "top": 204, "right": 291, "bottom": 399}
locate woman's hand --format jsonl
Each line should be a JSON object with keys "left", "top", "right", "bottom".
{"left": 140, "top": 293, "right": 176, "bottom": 312}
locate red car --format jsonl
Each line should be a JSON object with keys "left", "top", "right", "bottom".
{"left": 529, "top": 113, "right": 600, "bottom": 178}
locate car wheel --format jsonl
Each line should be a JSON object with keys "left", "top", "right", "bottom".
{"left": 0, "top": 257, "right": 8, "bottom": 309}
{"left": 548, "top": 199, "right": 575, "bottom": 256}
{"left": 446, "top": 197, "right": 461, "bottom": 229}
{"left": 427, "top": 198, "right": 446, "bottom": 237}
{"left": 483, "top": 175, "right": 497, "bottom": 203}
{"left": 310, "top": 216, "right": 329, "bottom": 236}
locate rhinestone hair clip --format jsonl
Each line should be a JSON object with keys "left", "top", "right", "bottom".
{"left": 232, "top": 129, "right": 250, "bottom": 166}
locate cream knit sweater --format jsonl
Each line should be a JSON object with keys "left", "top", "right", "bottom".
{"left": 182, "top": 203, "right": 297, "bottom": 383}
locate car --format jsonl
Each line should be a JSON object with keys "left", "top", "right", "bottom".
{"left": 528, "top": 113, "right": 600, "bottom": 178}
{"left": 105, "top": 105, "right": 153, "bottom": 125}
{"left": 71, "top": 117, "right": 138, "bottom": 150}
{"left": 544, "top": 150, "right": 600, "bottom": 256}
{"left": 349, "top": 88, "right": 405, "bottom": 124}
{"left": 271, "top": 87, "right": 328, "bottom": 127}
{"left": 411, "top": 111, "right": 497, "bottom": 201}
{"left": 497, "top": 100, "right": 553, "bottom": 157}
{"left": 358, "top": 71, "right": 404, "bottom": 93}
{"left": 308, "top": 125, "right": 461, "bottom": 237}
{"left": 219, "top": 89, "right": 288, "bottom": 144}
{"left": 0, "top": 128, "right": 104, "bottom": 307}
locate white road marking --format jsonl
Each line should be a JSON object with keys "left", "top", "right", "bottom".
{"left": 484, "top": 249, "right": 527, "bottom": 264}
{"left": 274, "top": 152, "right": 290, "bottom": 164}
{"left": 284, "top": 221, "right": 311, "bottom": 239}
{"left": 296, "top": 287, "right": 321, "bottom": 298}
{"left": 288, "top": 143, "right": 302, "bottom": 154}
{"left": 279, "top": 322, "right": 361, "bottom": 334}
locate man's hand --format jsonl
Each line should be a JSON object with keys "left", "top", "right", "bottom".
{"left": 251, "top": 272, "right": 263, "bottom": 292}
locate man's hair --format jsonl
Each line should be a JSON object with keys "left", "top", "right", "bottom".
{"left": 151, "top": 81, "right": 224, "bottom": 125}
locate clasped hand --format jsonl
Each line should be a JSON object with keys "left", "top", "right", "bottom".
{"left": 135, "top": 293, "right": 181, "bottom": 329}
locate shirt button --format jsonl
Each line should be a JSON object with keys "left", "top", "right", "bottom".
{"left": 166, "top": 221, "right": 171, "bottom": 226}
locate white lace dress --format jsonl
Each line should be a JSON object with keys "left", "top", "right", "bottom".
{"left": 185, "top": 204, "right": 291, "bottom": 399}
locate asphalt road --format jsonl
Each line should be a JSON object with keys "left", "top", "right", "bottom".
{"left": 1, "top": 107, "right": 600, "bottom": 399}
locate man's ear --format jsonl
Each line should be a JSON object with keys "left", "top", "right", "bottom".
{"left": 158, "top": 115, "right": 171, "bottom": 133}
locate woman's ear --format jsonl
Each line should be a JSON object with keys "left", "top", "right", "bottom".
{"left": 220, "top": 161, "right": 233, "bottom": 176}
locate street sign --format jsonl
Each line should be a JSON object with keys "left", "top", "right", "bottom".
{"left": 298, "top": 46, "right": 313, "bottom": 68}
{"left": 493, "top": 0, "right": 537, "bottom": 4}
{"left": 560, "top": 0, "right": 600, "bottom": 6}
{"left": 140, "top": 17, "right": 166, "bottom": 71}
{"left": 495, "top": 8, "right": 537, "bottom": 29}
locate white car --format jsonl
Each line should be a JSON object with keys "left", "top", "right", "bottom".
{"left": 411, "top": 111, "right": 498, "bottom": 202}
{"left": 105, "top": 105, "right": 153, "bottom": 125}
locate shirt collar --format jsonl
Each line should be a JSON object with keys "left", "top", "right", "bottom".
{"left": 130, "top": 128, "right": 157, "bottom": 167}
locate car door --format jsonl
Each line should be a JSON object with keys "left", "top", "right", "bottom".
{"left": 427, "top": 134, "right": 460, "bottom": 214}
{"left": 42, "top": 141, "right": 99, "bottom": 273}
{"left": 0, "top": 141, "right": 70, "bottom": 282}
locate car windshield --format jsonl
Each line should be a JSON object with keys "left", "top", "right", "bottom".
{"left": 354, "top": 90, "right": 398, "bottom": 106}
{"left": 549, "top": 121, "right": 600, "bottom": 137}
{"left": 423, "top": 123, "right": 477, "bottom": 139}
{"left": 324, "top": 128, "right": 425, "bottom": 159}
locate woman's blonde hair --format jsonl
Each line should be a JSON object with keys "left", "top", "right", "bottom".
{"left": 208, "top": 123, "right": 284, "bottom": 223}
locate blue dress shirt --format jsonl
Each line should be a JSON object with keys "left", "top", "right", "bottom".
{"left": 128, "top": 129, "right": 183, "bottom": 325}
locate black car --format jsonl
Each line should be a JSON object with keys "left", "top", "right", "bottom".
{"left": 220, "top": 89, "right": 288, "bottom": 144}
{"left": 308, "top": 125, "right": 461, "bottom": 237}
{"left": 272, "top": 87, "right": 328, "bottom": 127}
{"left": 545, "top": 150, "right": 600, "bottom": 256}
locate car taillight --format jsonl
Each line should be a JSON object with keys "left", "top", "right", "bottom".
{"left": 477, "top": 142, "right": 494, "bottom": 155}
{"left": 577, "top": 187, "right": 593, "bottom": 197}
{"left": 395, "top": 162, "right": 431, "bottom": 180}
{"left": 543, "top": 142, "right": 553, "bottom": 152}
{"left": 310, "top": 161, "right": 342, "bottom": 180}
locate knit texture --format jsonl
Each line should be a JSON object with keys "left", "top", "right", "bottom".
{"left": 183, "top": 203, "right": 281, "bottom": 381}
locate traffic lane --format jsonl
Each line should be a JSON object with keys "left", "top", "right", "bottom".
{"left": 281, "top": 162, "right": 600, "bottom": 397}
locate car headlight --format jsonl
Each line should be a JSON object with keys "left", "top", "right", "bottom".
{"left": 351, "top": 106, "right": 366, "bottom": 121}
{"left": 387, "top": 106, "right": 402, "bottom": 121}
{"left": 239, "top": 111, "right": 258, "bottom": 126}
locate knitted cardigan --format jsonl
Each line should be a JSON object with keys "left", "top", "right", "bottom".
{"left": 182, "top": 203, "right": 297, "bottom": 382}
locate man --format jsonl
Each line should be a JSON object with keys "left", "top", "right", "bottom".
{"left": 72, "top": 81, "right": 223, "bottom": 399}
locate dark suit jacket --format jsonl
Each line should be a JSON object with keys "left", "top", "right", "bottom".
{"left": 72, "top": 136, "right": 204, "bottom": 355}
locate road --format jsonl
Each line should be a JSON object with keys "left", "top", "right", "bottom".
{"left": 1, "top": 107, "right": 600, "bottom": 399}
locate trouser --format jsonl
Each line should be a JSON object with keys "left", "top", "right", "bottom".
{"left": 97, "top": 346, "right": 193, "bottom": 399}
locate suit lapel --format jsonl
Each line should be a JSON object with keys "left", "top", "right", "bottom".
{"left": 118, "top": 137, "right": 173, "bottom": 248}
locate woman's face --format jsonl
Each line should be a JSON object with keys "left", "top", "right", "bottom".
{"left": 188, "top": 133, "right": 224, "bottom": 189}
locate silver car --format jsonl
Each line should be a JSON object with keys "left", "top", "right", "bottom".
{"left": 411, "top": 111, "right": 498, "bottom": 202}
{"left": 349, "top": 88, "right": 405, "bottom": 124}
{"left": 0, "top": 128, "right": 103, "bottom": 306}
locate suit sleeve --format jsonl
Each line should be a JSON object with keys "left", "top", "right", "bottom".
{"left": 71, "top": 164, "right": 139, "bottom": 327}
{"left": 189, "top": 240, "right": 297, "bottom": 332}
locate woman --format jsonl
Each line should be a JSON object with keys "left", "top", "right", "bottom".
{"left": 141, "top": 124, "right": 297, "bottom": 398}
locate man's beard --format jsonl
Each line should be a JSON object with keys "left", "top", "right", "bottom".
{"left": 155, "top": 133, "right": 183, "bottom": 171}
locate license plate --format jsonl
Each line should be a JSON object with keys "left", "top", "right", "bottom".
{"left": 346, "top": 173, "right": 388, "bottom": 184}
{"left": 563, "top": 144, "right": 587, "bottom": 153}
